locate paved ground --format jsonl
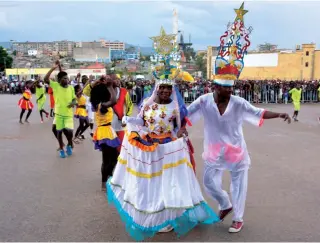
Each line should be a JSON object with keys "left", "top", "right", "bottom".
{"left": 1, "top": 94, "right": 320, "bottom": 242}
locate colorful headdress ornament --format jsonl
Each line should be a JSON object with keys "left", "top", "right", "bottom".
{"left": 149, "top": 27, "right": 181, "bottom": 86}
{"left": 214, "top": 2, "right": 253, "bottom": 86}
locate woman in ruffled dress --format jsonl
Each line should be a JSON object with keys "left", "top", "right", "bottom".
{"left": 106, "top": 27, "right": 219, "bottom": 241}
{"left": 18, "top": 80, "right": 34, "bottom": 124}
{"left": 73, "top": 84, "right": 90, "bottom": 143}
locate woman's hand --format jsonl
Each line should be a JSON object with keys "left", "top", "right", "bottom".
{"left": 121, "top": 116, "right": 128, "bottom": 127}
{"left": 279, "top": 113, "right": 291, "bottom": 124}
{"left": 177, "top": 127, "right": 188, "bottom": 138}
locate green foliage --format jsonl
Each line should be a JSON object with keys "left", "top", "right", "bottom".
{"left": 183, "top": 46, "right": 196, "bottom": 62}
{"left": 140, "top": 55, "right": 151, "bottom": 61}
{"left": 195, "top": 53, "right": 207, "bottom": 79}
{"left": 125, "top": 46, "right": 136, "bottom": 53}
{"left": 0, "top": 46, "right": 13, "bottom": 71}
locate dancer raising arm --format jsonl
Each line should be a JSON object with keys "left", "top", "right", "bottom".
{"left": 187, "top": 3, "right": 291, "bottom": 234}
{"left": 44, "top": 60, "right": 77, "bottom": 158}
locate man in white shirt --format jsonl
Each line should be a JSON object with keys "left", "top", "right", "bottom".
{"left": 186, "top": 2, "right": 291, "bottom": 234}
{"left": 187, "top": 81, "right": 290, "bottom": 233}
{"left": 188, "top": 80, "right": 291, "bottom": 233}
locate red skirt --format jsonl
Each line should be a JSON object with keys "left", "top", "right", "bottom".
{"left": 18, "top": 98, "right": 34, "bottom": 110}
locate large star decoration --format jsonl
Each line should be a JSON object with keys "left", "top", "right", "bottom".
{"left": 234, "top": 2, "right": 248, "bottom": 22}
{"left": 150, "top": 27, "right": 176, "bottom": 55}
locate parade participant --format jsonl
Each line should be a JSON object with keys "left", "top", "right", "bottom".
{"left": 90, "top": 76, "right": 119, "bottom": 191}
{"left": 111, "top": 74, "right": 133, "bottom": 152}
{"left": 44, "top": 60, "right": 77, "bottom": 158}
{"left": 18, "top": 80, "right": 34, "bottom": 124}
{"left": 73, "top": 84, "right": 90, "bottom": 143}
{"left": 289, "top": 83, "right": 302, "bottom": 122}
{"left": 187, "top": 3, "right": 291, "bottom": 234}
{"left": 51, "top": 77, "right": 65, "bottom": 150}
{"left": 34, "top": 79, "right": 49, "bottom": 123}
{"left": 48, "top": 86, "right": 55, "bottom": 117}
{"left": 107, "top": 27, "right": 219, "bottom": 241}
{"left": 82, "top": 75, "right": 95, "bottom": 138}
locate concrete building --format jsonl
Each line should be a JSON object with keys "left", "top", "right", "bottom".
{"left": 27, "top": 50, "right": 37, "bottom": 56}
{"left": 207, "top": 43, "right": 320, "bottom": 81}
{"left": 75, "top": 41, "right": 102, "bottom": 48}
{"left": 73, "top": 47, "right": 111, "bottom": 63}
{"left": 5, "top": 66, "right": 106, "bottom": 81}
{"left": 12, "top": 40, "right": 74, "bottom": 57}
{"left": 76, "top": 40, "right": 125, "bottom": 50}
{"left": 110, "top": 49, "right": 140, "bottom": 60}
{"left": 100, "top": 39, "right": 125, "bottom": 50}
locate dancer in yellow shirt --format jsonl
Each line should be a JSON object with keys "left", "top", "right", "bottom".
{"left": 289, "top": 84, "right": 302, "bottom": 122}
{"left": 44, "top": 60, "right": 77, "bottom": 158}
{"left": 74, "top": 84, "right": 90, "bottom": 143}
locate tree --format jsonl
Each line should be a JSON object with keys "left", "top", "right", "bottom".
{"left": 0, "top": 47, "right": 13, "bottom": 71}
{"left": 195, "top": 52, "right": 207, "bottom": 78}
{"left": 183, "top": 46, "right": 196, "bottom": 62}
{"left": 125, "top": 46, "right": 136, "bottom": 53}
{"left": 140, "top": 55, "right": 151, "bottom": 61}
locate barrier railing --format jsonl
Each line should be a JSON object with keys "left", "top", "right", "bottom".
{"left": 129, "top": 89, "right": 320, "bottom": 104}
{"left": 1, "top": 85, "right": 319, "bottom": 104}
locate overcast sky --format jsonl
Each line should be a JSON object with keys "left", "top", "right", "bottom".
{"left": 0, "top": 1, "right": 319, "bottom": 50}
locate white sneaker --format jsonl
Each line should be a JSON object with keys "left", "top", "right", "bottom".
{"left": 228, "top": 221, "right": 244, "bottom": 233}
{"left": 158, "top": 225, "right": 173, "bottom": 233}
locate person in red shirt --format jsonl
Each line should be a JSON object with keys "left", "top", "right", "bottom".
{"left": 48, "top": 86, "right": 55, "bottom": 117}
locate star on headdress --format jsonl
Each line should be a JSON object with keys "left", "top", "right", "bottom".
{"left": 150, "top": 27, "right": 176, "bottom": 55}
{"left": 234, "top": 2, "right": 248, "bottom": 22}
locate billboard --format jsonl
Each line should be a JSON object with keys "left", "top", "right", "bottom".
{"left": 211, "top": 53, "right": 279, "bottom": 74}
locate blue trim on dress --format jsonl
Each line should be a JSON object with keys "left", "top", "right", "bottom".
{"left": 106, "top": 178, "right": 220, "bottom": 241}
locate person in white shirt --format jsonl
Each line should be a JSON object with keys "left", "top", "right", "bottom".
{"left": 186, "top": 2, "right": 291, "bottom": 234}
{"left": 187, "top": 82, "right": 291, "bottom": 233}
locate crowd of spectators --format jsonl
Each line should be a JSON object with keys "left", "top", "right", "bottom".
{"left": 126, "top": 79, "right": 320, "bottom": 104}
{"left": 1, "top": 76, "right": 320, "bottom": 104}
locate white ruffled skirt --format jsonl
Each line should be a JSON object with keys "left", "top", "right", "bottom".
{"left": 107, "top": 134, "right": 219, "bottom": 241}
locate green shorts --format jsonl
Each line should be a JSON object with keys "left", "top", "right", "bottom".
{"left": 293, "top": 102, "right": 301, "bottom": 111}
{"left": 54, "top": 115, "right": 74, "bottom": 131}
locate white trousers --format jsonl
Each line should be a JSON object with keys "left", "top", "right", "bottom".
{"left": 203, "top": 165, "right": 248, "bottom": 222}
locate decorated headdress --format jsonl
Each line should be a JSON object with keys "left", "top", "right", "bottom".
{"left": 138, "top": 27, "right": 190, "bottom": 129}
{"left": 149, "top": 27, "right": 184, "bottom": 85}
{"left": 213, "top": 2, "right": 252, "bottom": 86}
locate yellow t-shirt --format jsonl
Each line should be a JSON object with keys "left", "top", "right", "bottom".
{"left": 289, "top": 88, "right": 302, "bottom": 103}
{"left": 50, "top": 80, "right": 76, "bottom": 118}
{"left": 77, "top": 95, "right": 86, "bottom": 106}
{"left": 83, "top": 84, "right": 92, "bottom": 97}
{"left": 96, "top": 106, "right": 113, "bottom": 126}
